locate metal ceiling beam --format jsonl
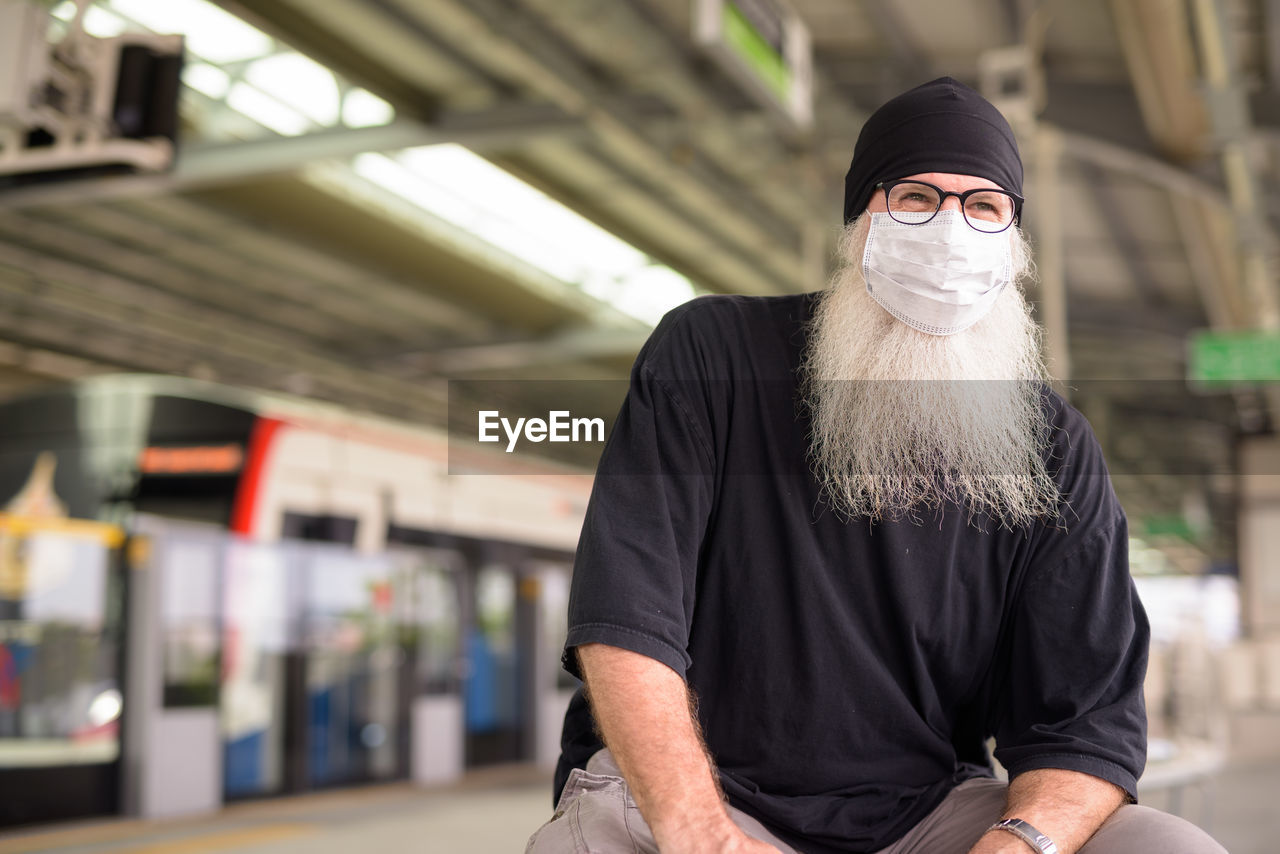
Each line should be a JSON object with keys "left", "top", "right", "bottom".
{"left": 0, "top": 296, "right": 168, "bottom": 375}
{"left": 403, "top": 328, "right": 653, "bottom": 375}
{"left": 1039, "top": 79, "right": 1158, "bottom": 158}
{"left": 0, "top": 107, "right": 590, "bottom": 211}
{"left": 0, "top": 233, "right": 318, "bottom": 353}
{"left": 1188, "top": 0, "right": 1280, "bottom": 440}
{"left": 1169, "top": 197, "right": 1249, "bottom": 328}
{"left": 401, "top": 0, "right": 805, "bottom": 293}
{"left": 0, "top": 212, "right": 352, "bottom": 343}
{"left": 859, "top": 0, "right": 936, "bottom": 80}
{"left": 1189, "top": 0, "right": 1280, "bottom": 331}
{"left": 1266, "top": 0, "right": 1280, "bottom": 90}
{"left": 179, "top": 108, "right": 591, "bottom": 171}
{"left": 1107, "top": 0, "right": 1210, "bottom": 162}
{"left": 0, "top": 241, "right": 450, "bottom": 418}
{"left": 997, "top": 0, "right": 1035, "bottom": 44}
{"left": 1074, "top": 161, "right": 1183, "bottom": 312}
{"left": 232, "top": 0, "right": 822, "bottom": 295}
{"left": 90, "top": 196, "right": 491, "bottom": 338}
{"left": 0, "top": 340, "right": 109, "bottom": 381}
{"left": 532, "top": 0, "right": 838, "bottom": 219}
{"left": 494, "top": 141, "right": 814, "bottom": 301}
{"left": 1041, "top": 81, "right": 1280, "bottom": 145}
{"left": 297, "top": 159, "right": 655, "bottom": 327}
{"left": 1056, "top": 127, "right": 1278, "bottom": 253}
{"left": 1069, "top": 299, "right": 1203, "bottom": 337}
{"left": 1046, "top": 127, "right": 1265, "bottom": 472}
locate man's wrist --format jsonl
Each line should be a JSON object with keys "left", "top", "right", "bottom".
{"left": 986, "top": 818, "right": 1059, "bottom": 854}
{"left": 651, "top": 810, "right": 740, "bottom": 854}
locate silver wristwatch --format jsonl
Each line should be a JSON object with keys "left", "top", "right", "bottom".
{"left": 988, "top": 818, "right": 1059, "bottom": 854}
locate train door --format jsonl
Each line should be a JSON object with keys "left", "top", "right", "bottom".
{"left": 220, "top": 540, "right": 291, "bottom": 799}
{"left": 463, "top": 560, "right": 524, "bottom": 766}
{"left": 301, "top": 546, "right": 401, "bottom": 788}
{"left": 526, "top": 559, "right": 577, "bottom": 769}
{"left": 123, "top": 516, "right": 224, "bottom": 820}
{"left": 396, "top": 548, "right": 464, "bottom": 784}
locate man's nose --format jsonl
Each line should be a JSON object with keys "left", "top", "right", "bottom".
{"left": 939, "top": 194, "right": 964, "bottom": 213}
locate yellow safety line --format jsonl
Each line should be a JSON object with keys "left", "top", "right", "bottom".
{"left": 0, "top": 820, "right": 150, "bottom": 853}
{"left": 117, "top": 823, "right": 316, "bottom": 854}
{"left": 0, "top": 514, "right": 125, "bottom": 547}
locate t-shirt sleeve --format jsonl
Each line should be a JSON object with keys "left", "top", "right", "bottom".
{"left": 561, "top": 308, "right": 717, "bottom": 681}
{"left": 993, "top": 404, "right": 1149, "bottom": 800}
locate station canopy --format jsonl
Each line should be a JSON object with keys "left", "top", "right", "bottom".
{"left": 4, "top": 0, "right": 1280, "bottom": 571}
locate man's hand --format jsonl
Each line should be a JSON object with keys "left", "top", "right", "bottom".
{"left": 676, "top": 822, "right": 781, "bottom": 854}
{"left": 721, "top": 835, "right": 785, "bottom": 854}
{"left": 966, "top": 768, "right": 1126, "bottom": 854}
{"left": 576, "top": 643, "right": 783, "bottom": 854}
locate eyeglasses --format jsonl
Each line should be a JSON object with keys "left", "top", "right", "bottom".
{"left": 875, "top": 180, "right": 1024, "bottom": 233}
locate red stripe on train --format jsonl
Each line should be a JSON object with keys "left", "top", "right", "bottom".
{"left": 230, "top": 417, "right": 285, "bottom": 536}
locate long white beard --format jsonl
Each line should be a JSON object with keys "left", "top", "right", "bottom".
{"left": 800, "top": 215, "right": 1062, "bottom": 528}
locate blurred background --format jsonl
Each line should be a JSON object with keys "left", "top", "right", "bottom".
{"left": 0, "top": 0, "right": 1279, "bottom": 851}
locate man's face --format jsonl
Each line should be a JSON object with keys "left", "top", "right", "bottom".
{"left": 799, "top": 186, "right": 1059, "bottom": 528}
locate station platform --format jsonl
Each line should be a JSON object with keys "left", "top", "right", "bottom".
{"left": 0, "top": 759, "right": 1275, "bottom": 854}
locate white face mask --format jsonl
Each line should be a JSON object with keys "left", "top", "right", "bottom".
{"left": 861, "top": 210, "right": 1013, "bottom": 336}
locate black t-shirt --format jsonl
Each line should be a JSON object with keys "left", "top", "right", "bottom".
{"left": 557, "top": 293, "right": 1148, "bottom": 854}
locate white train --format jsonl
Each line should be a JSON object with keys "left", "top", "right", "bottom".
{"left": 0, "top": 374, "right": 591, "bottom": 825}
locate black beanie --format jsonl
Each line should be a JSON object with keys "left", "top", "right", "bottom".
{"left": 842, "top": 76, "right": 1023, "bottom": 224}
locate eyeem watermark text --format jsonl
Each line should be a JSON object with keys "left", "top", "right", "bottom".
{"left": 478, "top": 410, "right": 606, "bottom": 453}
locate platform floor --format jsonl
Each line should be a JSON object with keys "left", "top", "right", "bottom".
{"left": 0, "top": 759, "right": 1274, "bottom": 854}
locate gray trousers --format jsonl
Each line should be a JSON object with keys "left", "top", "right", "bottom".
{"left": 525, "top": 749, "right": 1228, "bottom": 854}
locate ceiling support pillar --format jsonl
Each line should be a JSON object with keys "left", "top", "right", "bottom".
{"left": 1033, "top": 124, "right": 1069, "bottom": 386}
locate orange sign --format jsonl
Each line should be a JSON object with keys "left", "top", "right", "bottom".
{"left": 139, "top": 444, "right": 244, "bottom": 475}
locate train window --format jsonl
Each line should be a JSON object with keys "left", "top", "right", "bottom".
{"left": 281, "top": 513, "right": 358, "bottom": 546}
{"left": 538, "top": 568, "right": 578, "bottom": 691}
{"left": 133, "top": 474, "right": 239, "bottom": 527}
{"left": 0, "top": 523, "right": 124, "bottom": 770}
{"left": 158, "top": 539, "right": 220, "bottom": 708}
{"left": 400, "top": 559, "right": 460, "bottom": 696}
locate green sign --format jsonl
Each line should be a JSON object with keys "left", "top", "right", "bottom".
{"left": 1142, "top": 514, "right": 1198, "bottom": 543}
{"left": 1188, "top": 330, "right": 1280, "bottom": 383}
{"left": 694, "top": 0, "right": 813, "bottom": 130}
{"left": 722, "top": 3, "right": 790, "bottom": 100}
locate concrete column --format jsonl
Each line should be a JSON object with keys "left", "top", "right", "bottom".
{"left": 122, "top": 519, "right": 223, "bottom": 819}
{"left": 802, "top": 218, "right": 829, "bottom": 294}
{"left": 412, "top": 696, "right": 465, "bottom": 785}
{"left": 1238, "top": 438, "right": 1280, "bottom": 637}
{"left": 1033, "top": 125, "right": 1070, "bottom": 385}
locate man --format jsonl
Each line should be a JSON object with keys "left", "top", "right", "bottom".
{"left": 526, "top": 78, "right": 1226, "bottom": 854}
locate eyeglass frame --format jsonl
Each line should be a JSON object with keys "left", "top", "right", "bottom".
{"left": 874, "top": 179, "right": 1024, "bottom": 233}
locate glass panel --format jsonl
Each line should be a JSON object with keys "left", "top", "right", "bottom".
{"left": 304, "top": 548, "right": 399, "bottom": 785}
{"left": 160, "top": 538, "right": 220, "bottom": 707}
{"left": 464, "top": 566, "right": 519, "bottom": 764}
{"left": 395, "top": 553, "right": 460, "bottom": 696}
{"left": 0, "top": 521, "right": 123, "bottom": 768}
{"left": 220, "top": 541, "right": 289, "bottom": 797}
{"left": 539, "top": 568, "right": 576, "bottom": 691}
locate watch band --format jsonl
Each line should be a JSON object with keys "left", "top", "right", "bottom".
{"left": 988, "top": 818, "right": 1059, "bottom": 854}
